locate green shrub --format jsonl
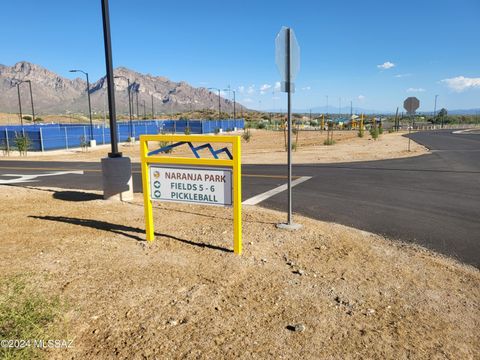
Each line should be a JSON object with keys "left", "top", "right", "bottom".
{"left": 378, "top": 125, "right": 384, "bottom": 134}
{"left": 14, "top": 133, "right": 31, "bottom": 155}
{"left": 1, "top": 139, "right": 10, "bottom": 155}
{"left": 370, "top": 127, "right": 379, "bottom": 140}
{"left": 242, "top": 129, "right": 252, "bottom": 142}
{"left": 324, "top": 138, "right": 335, "bottom": 146}
{"left": 184, "top": 126, "right": 191, "bottom": 135}
{"left": 158, "top": 131, "right": 173, "bottom": 153}
{"left": 358, "top": 129, "right": 364, "bottom": 138}
{"left": 80, "top": 135, "right": 89, "bottom": 151}
{"left": 256, "top": 122, "right": 266, "bottom": 129}
{"left": 214, "top": 127, "right": 220, "bottom": 134}
{"left": 22, "top": 115, "right": 32, "bottom": 121}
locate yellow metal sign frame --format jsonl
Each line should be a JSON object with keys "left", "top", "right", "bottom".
{"left": 140, "top": 134, "right": 242, "bottom": 254}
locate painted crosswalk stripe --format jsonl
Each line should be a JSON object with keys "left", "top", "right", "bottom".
{"left": 242, "top": 176, "right": 312, "bottom": 205}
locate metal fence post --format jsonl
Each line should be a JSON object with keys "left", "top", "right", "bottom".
{"left": 102, "top": 125, "right": 105, "bottom": 144}
{"left": 83, "top": 126, "right": 87, "bottom": 141}
{"left": 39, "top": 127, "right": 44, "bottom": 152}
{"left": 65, "top": 127, "right": 69, "bottom": 150}
{"left": 5, "top": 129, "right": 9, "bottom": 152}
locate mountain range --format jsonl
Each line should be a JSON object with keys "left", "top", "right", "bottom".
{"left": 0, "top": 61, "right": 244, "bottom": 116}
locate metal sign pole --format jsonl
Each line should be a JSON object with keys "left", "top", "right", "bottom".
{"left": 409, "top": 113, "right": 412, "bottom": 152}
{"left": 275, "top": 26, "right": 301, "bottom": 230}
{"left": 287, "top": 28, "right": 292, "bottom": 225}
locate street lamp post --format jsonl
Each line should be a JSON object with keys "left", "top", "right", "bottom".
{"left": 223, "top": 88, "right": 236, "bottom": 119}
{"left": 232, "top": 90, "right": 236, "bottom": 119}
{"left": 15, "top": 82, "right": 23, "bottom": 126}
{"left": 69, "top": 70, "right": 94, "bottom": 142}
{"left": 151, "top": 94, "right": 154, "bottom": 119}
{"left": 100, "top": 0, "right": 133, "bottom": 202}
{"left": 24, "top": 80, "right": 36, "bottom": 126}
{"left": 135, "top": 90, "right": 139, "bottom": 119}
{"left": 208, "top": 88, "right": 221, "bottom": 119}
{"left": 433, "top": 94, "right": 439, "bottom": 128}
{"left": 114, "top": 75, "right": 133, "bottom": 138}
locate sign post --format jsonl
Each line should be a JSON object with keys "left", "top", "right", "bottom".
{"left": 275, "top": 26, "right": 301, "bottom": 230}
{"left": 403, "top": 97, "right": 420, "bottom": 152}
{"left": 140, "top": 134, "right": 242, "bottom": 254}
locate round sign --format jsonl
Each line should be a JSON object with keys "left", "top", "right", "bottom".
{"left": 404, "top": 97, "right": 420, "bottom": 114}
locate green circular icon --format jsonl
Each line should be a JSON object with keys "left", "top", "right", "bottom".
{"left": 154, "top": 190, "right": 161, "bottom": 198}
{"left": 154, "top": 181, "right": 161, "bottom": 189}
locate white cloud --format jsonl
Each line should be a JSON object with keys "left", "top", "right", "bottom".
{"left": 406, "top": 88, "right": 426, "bottom": 92}
{"left": 357, "top": 95, "right": 366, "bottom": 101}
{"left": 274, "top": 81, "right": 281, "bottom": 91}
{"left": 242, "top": 98, "right": 253, "bottom": 103}
{"left": 260, "top": 84, "right": 272, "bottom": 94}
{"left": 238, "top": 85, "right": 245, "bottom": 93}
{"left": 395, "top": 73, "right": 411, "bottom": 78}
{"left": 377, "top": 61, "right": 395, "bottom": 70}
{"left": 440, "top": 76, "right": 480, "bottom": 92}
{"left": 301, "top": 86, "right": 311, "bottom": 91}
{"left": 247, "top": 85, "right": 255, "bottom": 94}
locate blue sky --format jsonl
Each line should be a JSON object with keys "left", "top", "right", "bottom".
{"left": 1, "top": 0, "right": 479, "bottom": 112}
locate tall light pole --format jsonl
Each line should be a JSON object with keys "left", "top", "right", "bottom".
{"left": 70, "top": 69, "right": 93, "bottom": 141}
{"left": 15, "top": 82, "right": 23, "bottom": 126}
{"left": 326, "top": 95, "right": 329, "bottom": 119}
{"left": 433, "top": 94, "right": 439, "bottom": 127}
{"left": 114, "top": 75, "right": 133, "bottom": 138}
{"left": 223, "top": 87, "right": 236, "bottom": 119}
{"left": 23, "top": 80, "right": 36, "bottom": 126}
{"left": 135, "top": 89, "right": 139, "bottom": 119}
{"left": 15, "top": 80, "right": 36, "bottom": 126}
{"left": 101, "top": 0, "right": 121, "bottom": 158}
{"left": 151, "top": 93, "right": 154, "bottom": 119}
{"left": 100, "top": 0, "right": 133, "bottom": 202}
{"left": 208, "top": 87, "right": 221, "bottom": 119}
{"left": 232, "top": 90, "right": 236, "bottom": 120}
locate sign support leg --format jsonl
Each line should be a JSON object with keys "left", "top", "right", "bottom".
{"left": 141, "top": 139, "right": 154, "bottom": 241}
{"left": 233, "top": 136, "right": 242, "bottom": 255}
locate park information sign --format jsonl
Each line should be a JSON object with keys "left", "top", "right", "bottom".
{"left": 140, "top": 134, "right": 242, "bottom": 254}
{"left": 149, "top": 166, "right": 232, "bottom": 206}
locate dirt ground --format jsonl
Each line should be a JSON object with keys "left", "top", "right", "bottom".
{"left": 1, "top": 129, "right": 428, "bottom": 164}
{"left": 0, "top": 186, "right": 478, "bottom": 359}
{"left": 0, "top": 113, "right": 97, "bottom": 125}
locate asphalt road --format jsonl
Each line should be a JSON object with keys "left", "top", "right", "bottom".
{"left": 1, "top": 130, "right": 479, "bottom": 266}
